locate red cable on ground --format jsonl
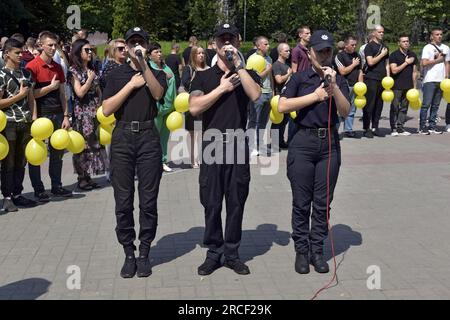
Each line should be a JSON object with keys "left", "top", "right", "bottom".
{"left": 310, "top": 94, "right": 338, "bottom": 300}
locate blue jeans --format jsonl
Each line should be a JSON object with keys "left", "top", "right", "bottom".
{"left": 420, "top": 82, "right": 442, "bottom": 129}
{"left": 338, "top": 86, "right": 356, "bottom": 132}
{"left": 29, "top": 113, "right": 65, "bottom": 192}
{"left": 247, "top": 92, "right": 272, "bottom": 151}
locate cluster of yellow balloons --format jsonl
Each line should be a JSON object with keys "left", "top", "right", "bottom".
{"left": 25, "top": 117, "right": 86, "bottom": 166}
{"left": 441, "top": 79, "right": 450, "bottom": 103}
{"left": 381, "top": 77, "right": 395, "bottom": 102}
{"left": 167, "top": 92, "right": 188, "bottom": 132}
{"left": 246, "top": 55, "right": 266, "bottom": 73}
{"left": 269, "top": 95, "right": 296, "bottom": 124}
{"left": 97, "top": 106, "right": 116, "bottom": 145}
{"left": 406, "top": 88, "right": 421, "bottom": 111}
{"left": 353, "top": 82, "right": 367, "bottom": 109}
{"left": 0, "top": 111, "right": 9, "bottom": 160}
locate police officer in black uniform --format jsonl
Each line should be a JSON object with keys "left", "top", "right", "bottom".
{"left": 102, "top": 27, "right": 167, "bottom": 278}
{"left": 278, "top": 30, "right": 350, "bottom": 274}
{"left": 189, "top": 23, "right": 261, "bottom": 276}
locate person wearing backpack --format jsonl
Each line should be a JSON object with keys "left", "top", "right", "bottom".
{"left": 419, "top": 27, "right": 450, "bottom": 135}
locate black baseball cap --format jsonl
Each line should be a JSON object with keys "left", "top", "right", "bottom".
{"left": 124, "top": 27, "right": 149, "bottom": 42}
{"left": 214, "top": 23, "right": 239, "bottom": 38}
{"left": 309, "top": 30, "right": 334, "bottom": 51}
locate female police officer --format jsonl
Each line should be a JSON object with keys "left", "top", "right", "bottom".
{"left": 278, "top": 30, "right": 350, "bottom": 274}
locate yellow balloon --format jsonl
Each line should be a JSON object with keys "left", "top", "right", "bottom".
{"left": 0, "top": 134, "right": 9, "bottom": 160}
{"left": 174, "top": 92, "right": 190, "bottom": 113}
{"left": 381, "top": 76, "right": 394, "bottom": 90}
{"left": 382, "top": 90, "right": 395, "bottom": 102}
{"left": 443, "top": 91, "right": 450, "bottom": 103}
{"left": 290, "top": 111, "right": 297, "bottom": 119}
{"left": 406, "top": 89, "right": 420, "bottom": 102}
{"left": 166, "top": 111, "right": 183, "bottom": 132}
{"left": 354, "top": 96, "right": 367, "bottom": 109}
{"left": 97, "top": 106, "right": 116, "bottom": 125}
{"left": 440, "top": 79, "right": 450, "bottom": 93}
{"left": 246, "top": 54, "right": 266, "bottom": 73}
{"left": 0, "top": 110, "right": 6, "bottom": 132}
{"left": 99, "top": 124, "right": 113, "bottom": 145}
{"left": 270, "top": 110, "right": 284, "bottom": 124}
{"left": 50, "top": 129, "right": 70, "bottom": 150}
{"left": 353, "top": 82, "right": 367, "bottom": 96}
{"left": 31, "top": 118, "right": 54, "bottom": 140}
{"left": 67, "top": 130, "right": 85, "bottom": 154}
{"left": 270, "top": 95, "right": 280, "bottom": 113}
{"left": 26, "top": 139, "right": 47, "bottom": 166}
{"left": 409, "top": 99, "right": 422, "bottom": 111}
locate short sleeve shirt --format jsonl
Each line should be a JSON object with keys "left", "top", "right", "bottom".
{"left": 189, "top": 65, "right": 260, "bottom": 132}
{"left": 364, "top": 41, "right": 389, "bottom": 81}
{"left": 421, "top": 43, "right": 450, "bottom": 83}
{"left": 25, "top": 55, "right": 65, "bottom": 116}
{"left": 0, "top": 67, "right": 34, "bottom": 122}
{"left": 102, "top": 63, "right": 167, "bottom": 122}
{"left": 272, "top": 61, "right": 290, "bottom": 95}
{"left": 249, "top": 52, "right": 272, "bottom": 93}
{"left": 291, "top": 43, "right": 311, "bottom": 73}
{"left": 281, "top": 67, "right": 350, "bottom": 128}
{"left": 389, "top": 49, "right": 418, "bottom": 90}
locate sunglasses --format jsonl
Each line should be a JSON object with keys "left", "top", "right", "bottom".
{"left": 84, "top": 48, "right": 93, "bottom": 54}
{"left": 116, "top": 46, "right": 126, "bottom": 52}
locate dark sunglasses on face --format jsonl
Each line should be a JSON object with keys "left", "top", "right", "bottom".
{"left": 116, "top": 46, "right": 126, "bottom": 52}
{"left": 84, "top": 48, "right": 93, "bottom": 54}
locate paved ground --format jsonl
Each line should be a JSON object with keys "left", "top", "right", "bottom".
{"left": 0, "top": 101, "right": 450, "bottom": 300}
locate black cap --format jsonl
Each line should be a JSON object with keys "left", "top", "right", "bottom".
{"left": 214, "top": 23, "right": 239, "bottom": 38}
{"left": 309, "top": 30, "right": 334, "bottom": 51}
{"left": 124, "top": 27, "right": 149, "bottom": 42}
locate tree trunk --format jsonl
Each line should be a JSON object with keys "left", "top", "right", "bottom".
{"left": 356, "top": 0, "right": 369, "bottom": 44}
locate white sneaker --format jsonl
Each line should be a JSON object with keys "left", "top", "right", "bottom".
{"left": 162, "top": 163, "right": 173, "bottom": 172}
{"left": 429, "top": 128, "right": 443, "bottom": 135}
{"left": 250, "top": 149, "right": 259, "bottom": 157}
{"left": 446, "top": 125, "right": 450, "bottom": 133}
{"left": 398, "top": 130, "right": 411, "bottom": 136}
{"left": 390, "top": 130, "right": 399, "bottom": 137}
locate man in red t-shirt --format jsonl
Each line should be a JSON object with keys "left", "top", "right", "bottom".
{"left": 26, "top": 31, "right": 72, "bottom": 202}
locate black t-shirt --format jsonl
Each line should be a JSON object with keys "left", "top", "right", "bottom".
{"left": 189, "top": 65, "right": 260, "bottom": 132}
{"left": 335, "top": 51, "right": 362, "bottom": 86}
{"left": 205, "top": 49, "right": 216, "bottom": 67}
{"left": 102, "top": 63, "right": 167, "bottom": 122}
{"left": 165, "top": 54, "right": 181, "bottom": 78}
{"left": 182, "top": 47, "right": 192, "bottom": 65}
{"left": 272, "top": 61, "right": 290, "bottom": 95}
{"left": 389, "top": 49, "right": 417, "bottom": 90}
{"left": 364, "top": 41, "right": 389, "bottom": 81}
{"left": 281, "top": 67, "right": 350, "bottom": 128}
{"left": 269, "top": 47, "right": 291, "bottom": 67}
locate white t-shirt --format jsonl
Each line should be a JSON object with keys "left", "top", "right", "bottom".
{"left": 421, "top": 43, "right": 450, "bottom": 83}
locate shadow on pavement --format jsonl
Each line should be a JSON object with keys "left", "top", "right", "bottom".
{"left": 149, "top": 224, "right": 291, "bottom": 267}
{"left": 0, "top": 278, "right": 51, "bottom": 300}
{"left": 324, "top": 224, "right": 362, "bottom": 262}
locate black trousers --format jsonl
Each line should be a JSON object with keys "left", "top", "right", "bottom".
{"left": 110, "top": 124, "right": 162, "bottom": 253}
{"left": 363, "top": 78, "right": 384, "bottom": 130}
{"left": 199, "top": 140, "right": 250, "bottom": 262}
{"left": 1, "top": 122, "right": 32, "bottom": 197}
{"left": 390, "top": 89, "right": 409, "bottom": 130}
{"left": 287, "top": 128, "right": 341, "bottom": 254}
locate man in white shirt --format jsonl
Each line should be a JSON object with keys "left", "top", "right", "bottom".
{"left": 419, "top": 27, "right": 450, "bottom": 134}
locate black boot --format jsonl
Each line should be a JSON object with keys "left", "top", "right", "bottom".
{"left": 295, "top": 253, "right": 310, "bottom": 274}
{"left": 310, "top": 253, "right": 329, "bottom": 273}
{"left": 136, "top": 255, "right": 152, "bottom": 277}
{"left": 120, "top": 246, "right": 137, "bottom": 278}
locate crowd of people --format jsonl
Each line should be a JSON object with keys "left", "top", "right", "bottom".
{"left": 0, "top": 23, "right": 449, "bottom": 277}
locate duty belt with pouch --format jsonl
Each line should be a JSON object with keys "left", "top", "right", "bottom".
{"left": 115, "top": 120, "right": 154, "bottom": 132}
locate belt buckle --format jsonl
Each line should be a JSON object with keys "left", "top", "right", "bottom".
{"left": 318, "top": 128, "right": 327, "bottom": 138}
{"left": 131, "top": 121, "right": 139, "bottom": 132}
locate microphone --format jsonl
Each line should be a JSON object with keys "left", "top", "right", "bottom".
{"left": 323, "top": 74, "right": 332, "bottom": 87}
{"left": 226, "top": 50, "right": 233, "bottom": 62}
{"left": 135, "top": 44, "right": 143, "bottom": 58}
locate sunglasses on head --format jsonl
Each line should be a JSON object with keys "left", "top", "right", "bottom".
{"left": 84, "top": 48, "right": 93, "bottom": 54}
